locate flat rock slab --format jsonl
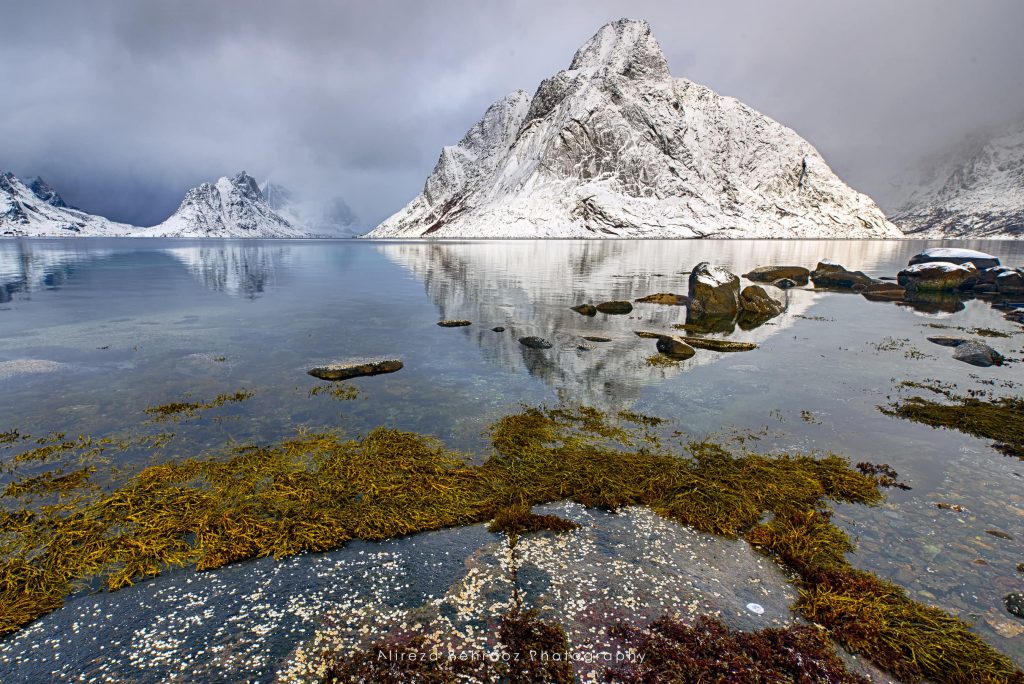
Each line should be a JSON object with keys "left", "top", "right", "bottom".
{"left": 743, "top": 265, "right": 810, "bottom": 285}
{"left": 635, "top": 293, "right": 688, "bottom": 305}
{"left": 635, "top": 330, "right": 757, "bottom": 352}
{"left": 519, "top": 336, "right": 553, "bottom": 349}
{"left": 437, "top": 320, "right": 472, "bottom": 327}
{"left": 927, "top": 336, "right": 969, "bottom": 348}
{"left": 308, "top": 359, "right": 403, "bottom": 381}
{"left": 583, "top": 336, "right": 612, "bottom": 342}
{"left": 596, "top": 300, "right": 633, "bottom": 314}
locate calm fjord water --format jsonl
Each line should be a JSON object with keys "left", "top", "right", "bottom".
{"left": 1, "top": 238, "right": 1022, "bottom": 680}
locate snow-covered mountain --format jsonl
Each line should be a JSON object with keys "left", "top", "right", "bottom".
{"left": 261, "top": 181, "right": 360, "bottom": 237}
{"left": 1, "top": 171, "right": 316, "bottom": 238}
{"left": 892, "top": 119, "right": 1024, "bottom": 238}
{"left": 368, "top": 19, "right": 901, "bottom": 239}
{"left": 153, "top": 172, "right": 309, "bottom": 238}
{"left": 1, "top": 172, "right": 137, "bottom": 237}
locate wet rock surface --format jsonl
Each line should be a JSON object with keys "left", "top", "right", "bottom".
{"left": 596, "top": 300, "right": 634, "bottom": 315}
{"left": 952, "top": 341, "right": 1005, "bottom": 367}
{"left": 571, "top": 304, "right": 597, "bottom": 316}
{"left": 688, "top": 262, "right": 740, "bottom": 318}
{"left": 655, "top": 335, "right": 696, "bottom": 359}
{"left": 738, "top": 285, "right": 784, "bottom": 318}
{"left": 307, "top": 359, "right": 403, "bottom": 381}
{"left": 519, "top": 336, "right": 553, "bottom": 349}
{"left": 635, "top": 292, "right": 688, "bottom": 305}
{"left": 811, "top": 261, "right": 874, "bottom": 290}
{"left": 743, "top": 265, "right": 810, "bottom": 285}
{"left": 898, "top": 262, "right": 978, "bottom": 292}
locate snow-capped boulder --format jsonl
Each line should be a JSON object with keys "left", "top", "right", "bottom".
{"left": 688, "top": 262, "right": 740, "bottom": 318}
{"left": 894, "top": 119, "right": 1024, "bottom": 238}
{"left": 907, "top": 248, "right": 999, "bottom": 270}
{"left": 897, "top": 261, "right": 977, "bottom": 292}
{"left": 368, "top": 19, "right": 902, "bottom": 239}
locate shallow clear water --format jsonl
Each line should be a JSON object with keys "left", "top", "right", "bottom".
{"left": 1, "top": 238, "right": 1022, "bottom": 680}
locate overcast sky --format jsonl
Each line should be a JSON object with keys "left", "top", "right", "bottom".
{"left": 2, "top": 0, "right": 1023, "bottom": 227}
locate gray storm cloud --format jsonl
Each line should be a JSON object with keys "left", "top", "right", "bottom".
{"left": 2, "top": 0, "right": 1022, "bottom": 227}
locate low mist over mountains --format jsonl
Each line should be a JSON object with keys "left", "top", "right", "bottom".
{"left": 892, "top": 118, "right": 1024, "bottom": 239}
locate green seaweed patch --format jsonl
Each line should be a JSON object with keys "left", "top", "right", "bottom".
{"left": 644, "top": 354, "right": 681, "bottom": 368}
{"left": 143, "top": 389, "right": 255, "bottom": 422}
{"left": 882, "top": 394, "right": 1024, "bottom": 458}
{"left": 3, "top": 466, "right": 96, "bottom": 498}
{"left": 0, "top": 405, "right": 1020, "bottom": 682}
{"left": 309, "top": 384, "right": 361, "bottom": 401}
{"left": 607, "top": 615, "right": 869, "bottom": 683}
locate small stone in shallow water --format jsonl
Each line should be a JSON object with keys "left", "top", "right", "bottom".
{"left": 519, "top": 336, "right": 552, "bottom": 350}
{"left": 986, "top": 530, "right": 1013, "bottom": 541}
{"left": 437, "top": 320, "right": 471, "bottom": 327}
{"left": 571, "top": 304, "right": 597, "bottom": 316}
{"left": 583, "top": 336, "right": 611, "bottom": 342}
{"left": 308, "top": 359, "right": 403, "bottom": 381}
{"left": 927, "top": 336, "right": 969, "bottom": 348}
{"left": 596, "top": 300, "right": 633, "bottom": 315}
{"left": 745, "top": 603, "right": 764, "bottom": 615}
{"left": 953, "top": 341, "right": 1004, "bottom": 368}
{"left": 635, "top": 293, "right": 687, "bottom": 305}
{"left": 491, "top": 326, "right": 506, "bottom": 332}
{"left": 1005, "top": 593, "right": 1024, "bottom": 619}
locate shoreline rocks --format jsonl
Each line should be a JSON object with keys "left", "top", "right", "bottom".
{"left": 308, "top": 359, "right": 403, "bottom": 381}
{"left": 897, "top": 262, "right": 977, "bottom": 292}
{"left": 688, "top": 262, "right": 740, "bottom": 318}
{"left": 738, "top": 285, "right": 784, "bottom": 318}
{"left": 810, "top": 261, "right": 874, "bottom": 290}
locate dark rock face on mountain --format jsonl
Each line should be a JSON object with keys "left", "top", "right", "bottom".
{"left": 367, "top": 19, "right": 900, "bottom": 239}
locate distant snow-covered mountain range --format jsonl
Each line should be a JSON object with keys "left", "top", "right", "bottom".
{"left": 1, "top": 171, "right": 357, "bottom": 238}
{"left": 4, "top": 19, "right": 1021, "bottom": 240}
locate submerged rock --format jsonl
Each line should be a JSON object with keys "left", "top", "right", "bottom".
{"left": 743, "top": 265, "right": 810, "bottom": 285}
{"left": 927, "top": 336, "right": 969, "bottom": 348}
{"left": 638, "top": 330, "right": 756, "bottom": 352}
{"left": 1006, "top": 593, "right": 1024, "bottom": 620}
{"left": 655, "top": 335, "right": 696, "bottom": 359}
{"left": 437, "top": 319, "right": 472, "bottom": 327}
{"left": 952, "top": 341, "right": 1004, "bottom": 367}
{"left": 810, "top": 261, "right": 874, "bottom": 290}
{"left": 861, "top": 282, "right": 906, "bottom": 302}
{"left": 492, "top": 326, "right": 506, "bottom": 332}
{"left": 596, "top": 300, "right": 633, "bottom": 315}
{"left": 583, "top": 336, "right": 611, "bottom": 342}
{"left": 908, "top": 248, "right": 1000, "bottom": 270}
{"left": 308, "top": 359, "right": 403, "bottom": 381}
{"left": 571, "top": 304, "right": 597, "bottom": 316}
{"left": 635, "top": 292, "right": 688, "bottom": 305}
{"left": 519, "top": 336, "right": 553, "bottom": 349}
{"left": 997, "top": 269, "right": 1024, "bottom": 294}
{"left": 688, "top": 262, "right": 740, "bottom": 318}
{"left": 0, "top": 359, "right": 66, "bottom": 381}
{"left": 897, "top": 261, "right": 977, "bottom": 292}
{"left": 772, "top": 278, "right": 798, "bottom": 289}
